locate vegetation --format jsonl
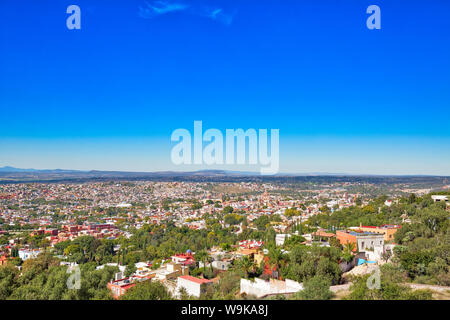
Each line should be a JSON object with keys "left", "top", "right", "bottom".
{"left": 121, "top": 281, "right": 172, "bottom": 300}
{"left": 0, "top": 252, "right": 117, "bottom": 300}
{"left": 293, "top": 275, "right": 333, "bottom": 300}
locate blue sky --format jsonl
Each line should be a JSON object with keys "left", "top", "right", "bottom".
{"left": 1, "top": 0, "right": 450, "bottom": 174}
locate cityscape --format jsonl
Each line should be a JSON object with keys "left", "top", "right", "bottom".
{"left": 0, "top": 170, "right": 449, "bottom": 300}
{"left": 1, "top": 0, "right": 450, "bottom": 308}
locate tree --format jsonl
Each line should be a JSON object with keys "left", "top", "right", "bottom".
{"left": 234, "top": 256, "right": 255, "bottom": 279}
{"left": 284, "top": 235, "right": 306, "bottom": 249}
{"left": 268, "top": 246, "right": 284, "bottom": 278}
{"left": 195, "top": 249, "right": 209, "bottom": 271}
{"left": 294, "top": 275, "right": 333, "bottom": 300}
{"left": 125, "top": 263, "right": 136, "bottom": 277}
{"left": 213, "top": 271, "right": 242, "bottom": 300}
{"left": 223, "top": 206, "right": 234, "bottom": 214}
{"left": 284, "top": 208, "right": 299, "bottom": 218}
{"left": 345, "top": 264, "right": 433, "bottom": 300}
{"left": 0, "top": 265, "right": 18, "bottom": 299}
{"left": 121, "top": 281, "right": 172, "bottom": 300}
{"left": 329, "top": 237, "right": 342, "bottom": 250}
{"left": 254, "top": 215, "right": 270, "bottom": 231}
{"left": 178, "top": 286, "right": 195, "bottom": 300}
{"left": 381, "top": 250, "right": 392, "bottom": 263}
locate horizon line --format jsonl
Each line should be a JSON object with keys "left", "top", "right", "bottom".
{"left": 1, "top": 166, "right": 450, "bottom": 178}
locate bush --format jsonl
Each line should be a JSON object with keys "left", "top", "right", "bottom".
{"left": 121, "top": 280, "right": 172, "bottom": 300}
{"left": 294, "top": 275, "right": 333, "bottom": 300}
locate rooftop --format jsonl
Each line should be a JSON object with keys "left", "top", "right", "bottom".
{"left": 179, "top": 275, "right": 213, "bottom": 284}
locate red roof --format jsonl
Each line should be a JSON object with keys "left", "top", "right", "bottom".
{"left": 179, "top": 275, "right": 213, "bottom": 284}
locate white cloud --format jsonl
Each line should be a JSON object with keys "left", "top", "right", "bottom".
{"left": 138, "top": 0, "right": 235, "bottom": 25}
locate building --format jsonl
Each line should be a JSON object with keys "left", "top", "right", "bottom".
{"left": 211, "top": 260, "right": 231, "bottom": 271}
{"left": 311, "top": 230, "right": 336, "bottom": 242}
{"left": 171, "top": 251, "right": 195, "bottom": 266}
{"left": 336, "top": 230, "right": 384, "bottom": 253}
{"left": 235, "top": 247, "right": 265, "bottom": 266}
{"left": 431, "top": 195, "right": 449, "bottom": 203}
{"left": 18, "top": 248, "right": 41, "bottom": 261}
{"left": 153, "top": 262, "right": 188, "bottom": 281}
{"left": 176, "top": 275, "right": 214, "bottom": 298}
{"left": 351, "top": 223, "right": 401, "bottom": 241}
{"left": 275, "top": 234, "right": 291, "bottom": 246}
{"left": 240, "top": 278, "right": 303, "bottom": 298}
{"left": 107, "top": 273, "right": 154, "bottom": 299}
{"left": 239, "top": 240, "right": 263, "bottom": 249}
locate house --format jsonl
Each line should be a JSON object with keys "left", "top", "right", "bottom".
{"left": 96, "top": 263, "right": 126, "bottom": 273}
{"left": 211, "top": 260, "right": 231, "bottom": 271}
{"left": 18, "top": 248, "right": 41, "bottom": 261}
{"left": 44, "top": 229, "right": 59, "bottom": 236}
{"left": 153, "top": 262, "right": 188, "bottom": 281}
{"left": 176, "top": 275, "right": 213, "bottom": 298}
{"left": 107, "top": 273, "right": 154, "bottom": 299}
{"left": 336, "top": 230, "right": 384, "bottom": 253}
{"left": 235, "top": 247, "right": 265, "bottom": 266}
{"left": 239, "top": 240, "right": 263, "bottom": 249}
{"left": 311, "top": 230, "right": 336, "bottom": 242}
{"left": 431, "top": 195, "right": 449, "bottom": 203}
{"left": 275, "top": 234, "right": 291, "bottom": 246}
{"left": 351, "top": 223, "right": 401, "bottom": 242}
{"left": 171, "top": 251, "right": 195, "bottom": 266}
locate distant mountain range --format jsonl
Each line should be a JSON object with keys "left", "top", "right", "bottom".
{"left": 0, "top": 166, "right": 83, "bottom": 173}
{"left": 0, "top": 166, "right": 448, "bottom": 185}
{"left": 0, "top": 166, "right": 258, "bottom": 176}
{"left": 0, "top": 166, "right": 445, "bottom": 177}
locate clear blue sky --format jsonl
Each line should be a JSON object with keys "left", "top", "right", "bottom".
{"left": 1, "top": 0, "right": 450, "bottom": 174}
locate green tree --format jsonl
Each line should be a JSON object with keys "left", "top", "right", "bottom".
{"left": 121, "top": 281, "right": 172, "bottom": 300}
{"left": 234, "top": 256, "right": 255, "bottom": 279}
{"left": 294, "top": 275, "right": 333, "bottom": 300}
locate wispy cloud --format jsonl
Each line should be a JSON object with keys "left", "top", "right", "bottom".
{"left": 138, "top": 0, "right": 235, "bottom": 25}
{"left": 199, "top": 7, "right": 234, "bottom": 25}
{"left": 138, "top": 1, "right": 190, "bottom": 19}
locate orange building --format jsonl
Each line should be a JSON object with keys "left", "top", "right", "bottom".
{"left": 336, "top": 230, "right": 385, "bottom": 252}
{"left": 336, "top": 230, "right": 358, "bottom": 250}
{"left": 353, "top": 224, "right": 401, "bottom": 241}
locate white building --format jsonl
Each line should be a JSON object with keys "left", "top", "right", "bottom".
{"left": 18, "top": 248, "right": 41, "bottom": 261}
{"left": 356, "top": 233, "right": 384, "bottom": 252}
{"left": 431, "top": 195, "right": 449, "bottom": 203}
{"left": 211, "top": 260, "right": 231, "bottom": 271}
{"left": 275, "top": 234, "right": 291, "bottom": 246}
{"left": 153, "top": 262, "right": 188, "bottom": 281}
{"left": 176, "top": 275, "right": 214, "bottom": 298}
{"left": 240, "top": 278, "right": 303, "bottom": 298}
{"left": 96, "top": 263, "right": 126, "bottom": 273}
